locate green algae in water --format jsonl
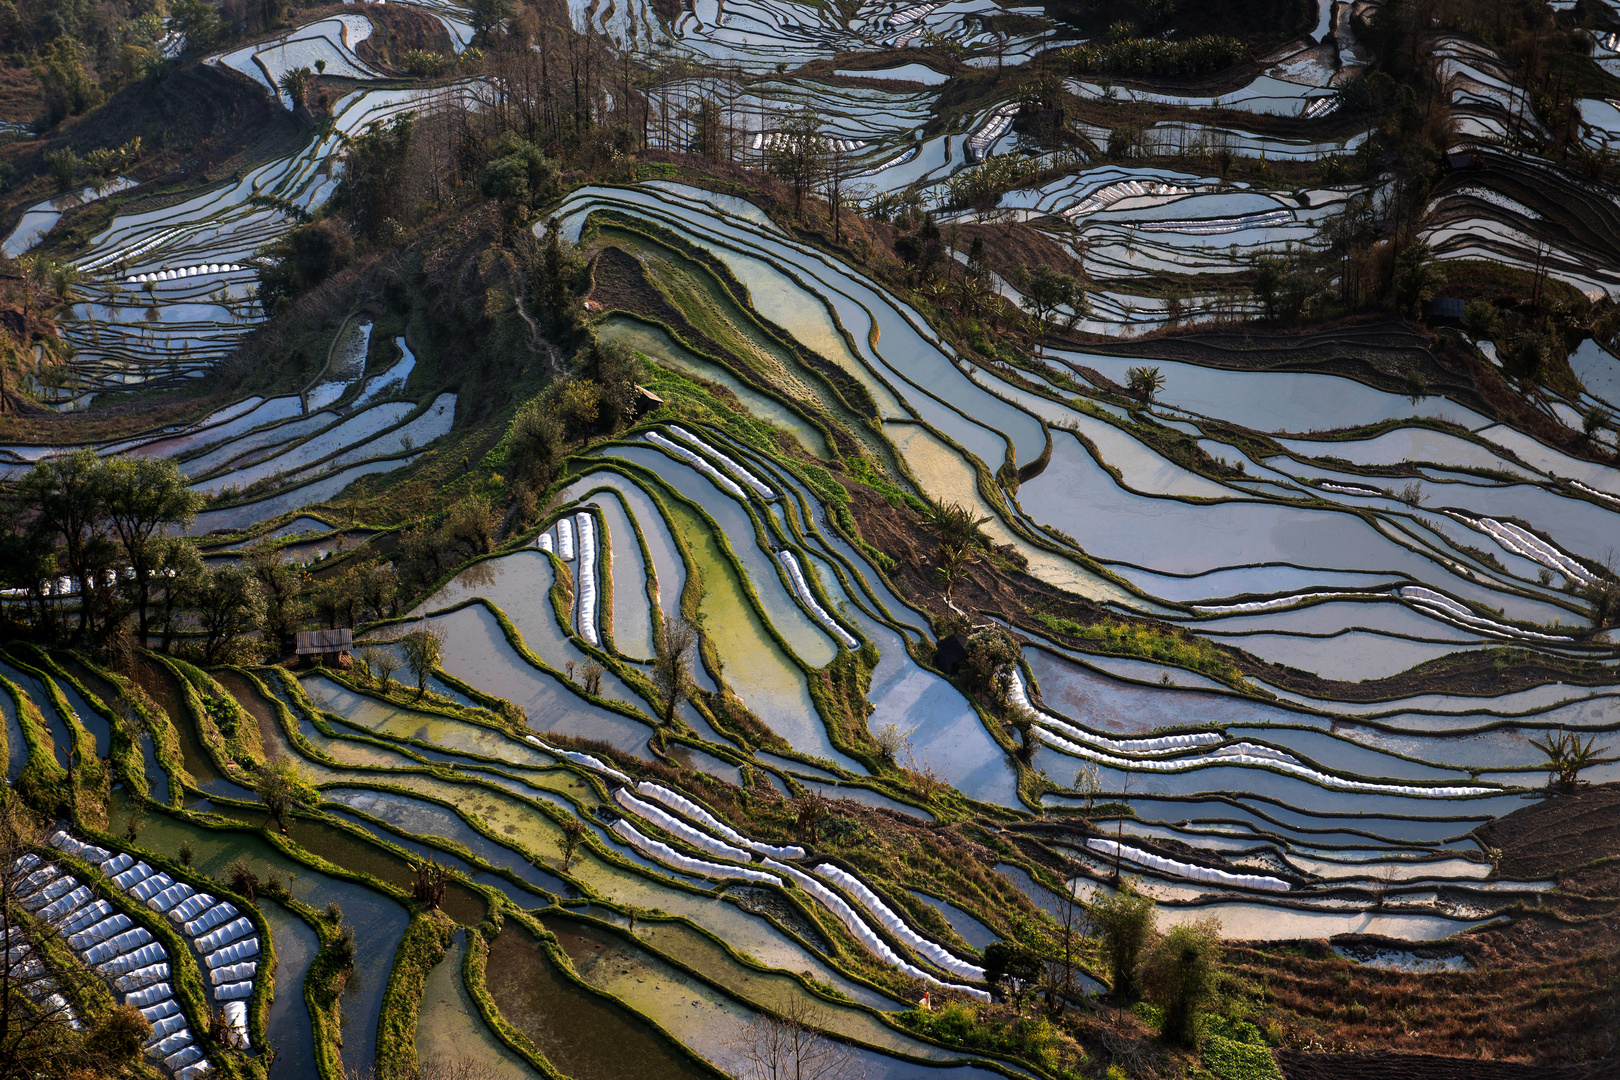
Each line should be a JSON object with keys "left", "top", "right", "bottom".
{"left": 628, "top": 919, "right": 966, "bottom": 1063}
{"left": 418, "top": 930, "right": 539, "bottom": 1079}
{"left": 484, "top": 927, "right": 704, "bottom": 1080}
{"left": 215, "top": 669, "right": 289, "bottom": 764}
{"left": 203, "top": 801, "right": 488, "bottom": 926}
{"left": 297, "top": 674, "right": 554, "bottom": 769}
{"left": 0, "top": 662, "right": 70, "bottom": 770}
{"left": 641, "top": 474, "right": 855, "bottom": 768}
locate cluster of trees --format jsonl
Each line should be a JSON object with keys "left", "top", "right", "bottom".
{"left": 980, "top": 880, "right": 1223, "bottom": 1047}
{"left": 1362, "top": 0, "right": 1608, "bottom": 168}
{"left": 1, "top": 451, "right": 205, "bottom": 642}
{"left": 1061, "top": 33, "right": 1246, "bottom": 77}
{"left": 893, "top": 218, "right": 1088, "bottom": 356}
{"left": 503, "top": 338, "right": 643, "bottom": 488}
{"left": 6, "top": 0, "right": 327, "bottom": 128}
{"left": 906, "top": 879, "right": 1223, "bottom": 1075}
{"left": 0, "top": 451, "right": 272, "bottom": 661}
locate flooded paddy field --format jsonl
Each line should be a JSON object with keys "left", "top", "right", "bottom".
{"left": 8, "top": 0, "right": 1620, "bottom": 1072}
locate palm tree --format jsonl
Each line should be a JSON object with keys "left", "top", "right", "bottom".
{"left": 1126, "top": 365, "right": 1165, "bottom": 401}
{"left": 279, "top": 66, "right": 313, "bottom": 110}
{"left": 1529, "top": 730, "right": 1616, "bottom": 790}
{"left": 926, "top": 502, "right": 991, "bottom": 598}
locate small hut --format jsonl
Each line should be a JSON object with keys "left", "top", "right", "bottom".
{"left": 295, "top": 628, "right": 353, "bottom": 666}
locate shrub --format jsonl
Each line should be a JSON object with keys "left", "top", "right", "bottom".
{"left": 1091, "top": 885, "right": 1156, "bottom": 998}
{"left": 1141, "top": 917, "right": 1221, "bottom": 1046}
{"left": 44, "top": 148, "right": 79, "bottom": 191}
{"left": 400, "top": 49, "right": 447, "bottom": 76}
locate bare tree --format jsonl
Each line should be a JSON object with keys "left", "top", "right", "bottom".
{"left": 420, "top": 1060, "right": 505, "bottom": 1080}
{"left": 728, "top": 996, "right": 866, "bottom": 1080}
{"left": 651, "top": 615, "right": 698, "bottom": 725}
{"left": 1040, "top": 876, "right": 1090, "bottom": 1015}
{"left": 359, "top": 645, "right": 399, "bottom": 690}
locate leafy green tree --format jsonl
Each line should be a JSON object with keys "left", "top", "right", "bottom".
{"left": 245, "top": 544, "right": 310, "bottom": 655}
{"left": 1141, "top": 918, "right": 1221, "bottom": 1046}
{"left": 436, "top": 496, "right": 499, "bottom": 563}
{"left": 35, "top": 39, "right": 102, "bottom": 126}
{"left": 465, "top": 0, "right": 515, "bottom": 38}
{"left": 1091, "top": 884, "right": 1156, "bottom": 998}
{"left": 764, "top": 107, "right": 827, "bottom": 214}
{"left": 479, "top": 134, "right": 560, "bottom": 227}
{"left": 1251, "top": 255, "right": 1320, "bottom": 322}
{"left": 194, "top": 562, "right": 267, "bottom": 662}
{"left": 153, "top": 537, "right": 204, "bottom": 654}
{"left": 1392, "top": 242, "right": 1445, "bottom": 317}
{"left": 255, "top": 758, "right": 317, "bottom": 833}
{"left": 167, "top": 0, "right": 222, "bottom": 55}
{"left": 278, "top": 66, "right": 313, "bottom": 110}
{"left": 586, "top": 340, "right": 643, "bottom": 431}
{"left": 1508, "top": 328, "right": 1555, "bottom": 381}
{"left": 533, "top": 219, "right": 585, "bottom": 333}
{"left": 1019, "top": 265, "right": 1087, "bottom": 342}
{"left": 17, "top": 450, "right": 116, "bottom": 639}
{"left": 255, "top": 219, "right": 355, "bottom": 314}
{"left": 1106, "top": 124, "right": 1145, "bottom": 158}
{"left": 331, "top": 115, "right": 415, "bottom": 241}
{"left": 43, "top": 148, "right": 78, "bottom": 192}
{"left": 401, "top": 622, "right": 447, "bottom": 700}
{"left": 1530, "top": 729, "right": 1616, "bottom": 789}
{"left": 1463, "top": 299, "right": 1503, "bottom": 342}
{"left": 0, "top": 513, "right": 62, "bottom": 638}
{"left": 983, "top": 941, "right": 1044, "bottom": 1005}
{"left": 99, "top": 456, "right": 204, "bottom": 641}
{"left": 509, "top": 394, "right": 567, "bottom": 483}
{"left": 925, "top": 502, "right": 990, "bottom": 599}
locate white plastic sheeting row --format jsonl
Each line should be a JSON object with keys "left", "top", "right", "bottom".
{"left": 637, "top": 782, "right": 806, "bottom": 860}
{"left": 611, "top": 820, "right": 780, "bottom": 883}
{"left": 1086, "top": 838, "right": 1292, "bottom": 893}
{"left": 557, "top": 517, "right": 576, "bottom": 561}
{"left": 1008, "top": 669, "right": 1221, "bottom": 755}
{"left": 1471, "top": 516, "right": 1597, "bottom": 584}
{"left": 524, "top": 735, "right": 633, "bottom": 782}
{"left": 763, "top": 858, "right": 990, "bottom": 1001}
{"left": 814, "top": 864, "right": 986, "bottom": 981}
{"left": 646, "top": 431, "right": 746, "bottom": 499}
{"left": 1193, "top": 591, "right": 1361, "bottom": 615}
{"left": 669, "top": 425, "right": 776, "bottom": 498}
{"left": 576, "top": 511, "right": 601, "bottom": 646}
{"left": 614, "top": 788, "right": 754, "bottom": 862}
{"left": 1041, "top": 727, "right": 1499, "bottom": 797}
{"left": 4, "top": 865, "right": 82, "bottom": 1033}
{"left": 1398, "top": 585, "right": 1573, "bottom": 643}
{"left": 777, "top": 551, "right": 860, "bottom": 649}
{"left": 126, "top": 263, "right": 242, "bottom": 283}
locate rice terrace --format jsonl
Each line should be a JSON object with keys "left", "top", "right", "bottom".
{"left": 6, "top": 0, "right": 1620, "bottom": 1075}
